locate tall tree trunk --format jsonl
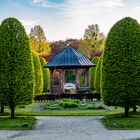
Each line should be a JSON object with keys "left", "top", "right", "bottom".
{"left": 0, "top": 106, "right": 4, "bottom": 113}
{"left": 124, "top": 105, "right": 129, "bottom": 117}
{"left": 133, "top": 105, "right": 137, "bottom": 113}
{"left": 10, "top": 104, "right": 15, "bottom": 119}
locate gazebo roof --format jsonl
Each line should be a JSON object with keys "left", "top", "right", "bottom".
{"left": 44, "top": 47, "right": 95, "bottom": 69}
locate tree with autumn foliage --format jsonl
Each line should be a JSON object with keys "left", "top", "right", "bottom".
{"left": 29, "top": 25, "right": 51, "bottom": 56}
{"left": 45, "top": 39, "right": 81, "bottom": 61}
{"left": 84, "top": 24, "right": 105, "bottom": 56}
{"left": 78, "top": 39, "right": 93, "bottom": 58}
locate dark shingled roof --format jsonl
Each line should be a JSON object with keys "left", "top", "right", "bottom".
{"left": 44, "top": 47, "right": 95, "bottom": 68}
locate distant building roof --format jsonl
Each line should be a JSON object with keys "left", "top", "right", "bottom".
{"left": 44, "top": 46, "right": 95, "bottom": 69}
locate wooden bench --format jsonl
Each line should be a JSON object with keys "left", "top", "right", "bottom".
{"left": 77, "top": 86, "right": 92, "bottom": 93}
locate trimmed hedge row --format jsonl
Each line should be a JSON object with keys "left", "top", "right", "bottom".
{"left": 39, "top": 57, "right": 50, "bottom": 92}
{"left": 90, "top": 57, "right": 100, "bottom": 89}
{"left": 34, "top": 93, "right": 101, "bottom": 101}
{"left": 94, "top": 56, "right": 102, "bottom": 93}
{"left": 32, "top": 51, "right": 43, "bottom": 96}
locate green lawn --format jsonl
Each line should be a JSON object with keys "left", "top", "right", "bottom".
{"left": 17, "top": 109, "right": 119, "bottom": 116}
{"left": 14, "top": 101, "right": 124, "bottom": 116}
{"left": 0, "top": 101, "right": 124, "bottom": 116}
{"left": 103, "top": 113, "right": 140, "bottom": 130}
{"left": 0, "top": 101, "right": 140, "bottom": 130}
{"left": 0, "top": 116, "right": 36, "bottom": 130}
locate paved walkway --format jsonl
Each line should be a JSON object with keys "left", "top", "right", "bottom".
{"left": 0, "top": 116, "right": 140, "bottom": 140}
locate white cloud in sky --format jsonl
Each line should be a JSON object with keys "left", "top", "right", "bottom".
{"left": 31, "top": 0, "right": 62, "bottom": 8}
{"left": 130, "top": 6, "right": 140, "bottom": 21}
{"left": 32, "top": 0, "right": 46, "bottom": 3}
{"left": 31, "top": 0, "right": 124, "bottom": 9}
{"left": 60, "top": 0, "right": 124, "bottom": 24}
{"left": 20, "top": 19, "right": 40, "bottom": 27}
{"left": 28, "top": 0, "right": 140, "bottom": 41}
{"left": 20, "top": 19, "right": 40, "bottom": 33}
{"left": 44, "top": 0, "right": 124, "bottom": 40}
{"left": 2, "top": 0, "right": 139, "bottom": 41}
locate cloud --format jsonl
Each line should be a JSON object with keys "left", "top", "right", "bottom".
{"left": 57, "top": 0, "right": 124, "bottom": 35}
{"left": 31, "top": 0, "right": 62, "bottom": 8}
{"left": 31, "top": 0, "right": 124, "bottom": 9}
{"left": 32, "top": 0, "right": 46, "bottom": 3}
{"left": 30, "top": 0, "right": 124, "bottom": 25}
{"left": 130, "top": 6, "right": 140, "bottom": 22}
{"left": 20, "top": 19, "right": 39, "bottom": 27}
{"left": 61, "top": 0, "right": 124, "bottom": 17}
{"left": 19, "top": 19, "right": 40, "bottom": 34}
{"left": 0, "top": 0, "right": 129, "bottom": 41}
{"left": 30, "top": 0, "right": 125, "bottom": 40}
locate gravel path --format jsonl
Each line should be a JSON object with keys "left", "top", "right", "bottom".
{"left": 0, "top": 116, "right": 140, "bottom": 140}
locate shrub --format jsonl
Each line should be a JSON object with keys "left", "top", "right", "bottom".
{"left": 90, "top": 57, "right": 100, "bottom": 89}
{"left": 86, "top": 104, "right": 96, "bottom": 109}
{"left": 32, "top": 51, "right": 43, "bottom": 96}
{"left": 39, "top": 57, "right": 50, "bottom": 92}
{"left": 100, "top": 56, "right": 103, "bottom": 97}
{"left": 0, "top": 17, "right": 35, "bottom": 118}
{"left": 94, "top": 56, "right": 102, "bottom": 93}
{"left": 102, "top": 17, "right": 140, "bottom": 117}
{"left": 59, "top": 99, "right": 80, "bottom": 108}
{"left": 86, "top": 103, "right": 104, "bottom": 109}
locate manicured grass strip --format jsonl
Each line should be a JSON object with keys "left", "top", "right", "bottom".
{"left": 103, "top": 114, "right": 140, "bottom": 130}
{"left": 0, "top": 116, "right": 36, "bottom": 130}
{"left": 17, "top": 109, "right": 123, "bottom": 116}
{"left": 1, "top": 105, "right": 124, "bottom": 116}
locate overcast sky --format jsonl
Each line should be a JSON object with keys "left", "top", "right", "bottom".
{"left": 0, "top": 0, "right": 140, "bottom": 41}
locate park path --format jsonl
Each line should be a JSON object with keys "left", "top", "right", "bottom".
{"left": 0, "top": 116, "right": 140, "bottom": 140}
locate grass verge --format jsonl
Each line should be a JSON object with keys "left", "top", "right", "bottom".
{"left": 1, "top": 104, "right": 124, "bottom": 116}
{"left": 16, "top": 108, "right": 124, "bottom": 116}
{"left": 0, "top": 116, "right": 36, "bottom": 130}
{"left": 103, "top": 113, "right": 140, "bottom": 130}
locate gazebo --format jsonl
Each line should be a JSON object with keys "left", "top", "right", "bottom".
{"left": 44, "top": 46, "right": 95, "bottom": 94}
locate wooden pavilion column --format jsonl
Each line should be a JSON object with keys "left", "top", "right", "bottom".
{"left": 50, "top": 69, "right": 54, "bottom": 94}
{"left": 60, "top": 69, "right": 65, "bottom": 94}
{"left": 76, "top": 69, "right": 80, "bottom": 92}
{"left": 61, "top": 69, "right": 65, "bottom": 93}
{"left": 86, "top": 68, "right": 90, "bottom": 87}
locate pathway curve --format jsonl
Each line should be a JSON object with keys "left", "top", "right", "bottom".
{"left": 0, "top": 116, "right": 140, "bottom": 140}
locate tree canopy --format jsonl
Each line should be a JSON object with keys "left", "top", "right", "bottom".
{"left": 40, "top": 57, "right": 50, "bottom": 92}
{"left": 102, "top": 17, "right": 140, "bottom": 117}
{"left": 94, "top": 56, "right": 102, "bottom": 94}
{"left": 83, "top": 24, "right": 105, "bottom": 53}
{"left": 29, "top": 25, "right": 51, "bottom": 55}
{"left": 32, "top": 51, "right": 43, "bottom": 96}
{"left": 84, "top": 24, "right": 99, "bottom": 40}
{"left": 0, "top": 17, "right": 34, "bottom": 118}
{"left": 90, "top": 57, "right": 100, "bottom": 89}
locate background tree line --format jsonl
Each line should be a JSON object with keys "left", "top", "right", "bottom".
{"left": 28, "top": 24, "right": 106, "bottom": 101}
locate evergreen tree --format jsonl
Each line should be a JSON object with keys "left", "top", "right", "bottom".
{"left": 102, "top": 17, "right": 140, "bottom": 117}
{"left": 90, "top": 57, "right": 100, "bottom": 89}
{"left": 40, "top": 57, "right": 50, "bottom": 92}
{"left": 0, "top": 17, "right": 34, "bottom": 118}
{"left": 94, "top": 56, "right": 102, "bottom": 93}
{"left": 32, "top": 51, "right": 43, "bottom": 96}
